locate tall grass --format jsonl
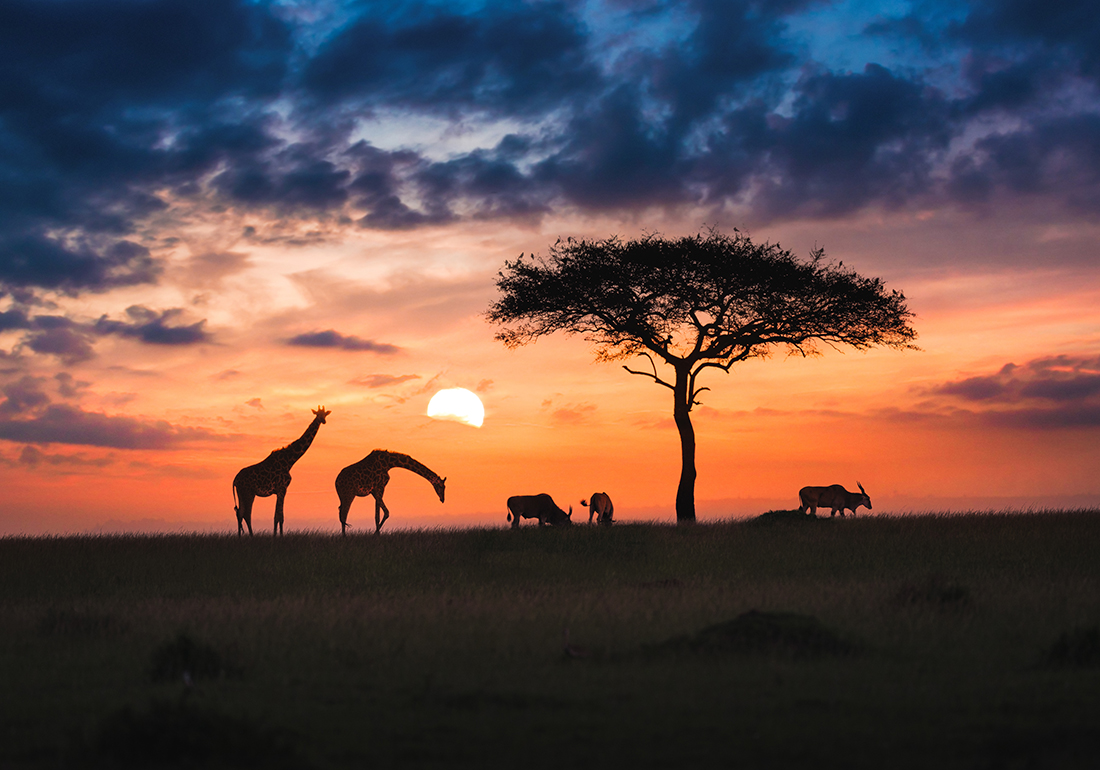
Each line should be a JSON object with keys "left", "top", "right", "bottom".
{"left": 2, "top": 511, "right": 1099, "bottom": 768}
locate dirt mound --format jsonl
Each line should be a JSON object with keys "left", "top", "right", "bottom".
{"left": 748, "top": 509, "right": 817, "bottom": 525}
{"left": 645, "top": 610, "right": 859, "bottom": 659}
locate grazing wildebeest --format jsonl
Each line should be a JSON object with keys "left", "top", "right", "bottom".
{"left": 798, "top": 482, "right": 871, "bottom": 517}
{"left": 506, "top": 494, "right": 573, "bottom": 528}
{"left": 581, "top": 492, "right": 614, "bottom": 526}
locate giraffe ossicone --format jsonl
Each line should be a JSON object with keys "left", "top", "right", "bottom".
{"left": 232, "top": 406, "right": 330, "bottom": 536}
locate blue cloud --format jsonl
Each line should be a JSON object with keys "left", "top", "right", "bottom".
{"left": 94, "top": 306, "right": 211, "bottom": 346}
{"left": 931, "top": 355, "right": 1100, "bottom": 429}
{"left": 287, "top": 330, "right": 400, "bottom": 354}
{"left": 0, "top": 374, "right": 222, "bottom": 448}
{"left": 2, "top": 0, "right": 1100, "bottom": 296}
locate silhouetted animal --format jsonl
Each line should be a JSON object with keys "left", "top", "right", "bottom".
{"left": 507, "top": 494, "right": 573, "bottom": 528}
{"left": 798, "top": 482, "right": 871, "bottom": 517}
{"left": 335, "top": 450, "right": 445, "bottom": 534}
{"left": 233, "top": 406, "right": 330, "bottom": 536}
{"left": 581, "top": 492, "right": 614, "bottom": 526}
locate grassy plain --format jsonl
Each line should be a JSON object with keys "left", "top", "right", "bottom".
{"left": 1, "top": 511, "right": 1099, "bottom": 769}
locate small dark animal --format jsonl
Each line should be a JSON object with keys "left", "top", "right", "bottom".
{"left": 506, "top": 494, "right": 573, "bottom": 528}
{"left": 581, "top": 492, "right": 614, "bottom": 526}
{"left": 798, "top": 482, "right": 871, "bottom": 517}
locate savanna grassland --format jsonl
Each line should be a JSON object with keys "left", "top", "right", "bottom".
{"left": 2, "top": 511, "right": 1099, "bottom": 769}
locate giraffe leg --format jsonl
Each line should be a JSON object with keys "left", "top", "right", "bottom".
{"left": 274, "top": 491, "right": 286, "bottom": 536}
{"left": 236, "top": 491, "right": 256, "bottom": 536}
{"left": 375, "top": 496, "right": 391, "bottom": 533}
{"left": 337, "top": 490, "right": 354, "bottom": 535}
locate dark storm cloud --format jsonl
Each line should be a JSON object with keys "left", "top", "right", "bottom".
{"left": 1, "top": 304, "right": 210, "bottom": 363}
{"left": 301, "top": 0, "right": 598, "bottom": 115}
{"left": 954, "top": 0, "right": 1100, "bottom": 80}
{"left": 0, "top": 0, "right": 291, "bottom": 294}
{"left": 929, "top": 355, "right": 1100, "bottom": 429}
{"left": 647, "top": 0, "right": 809, "bottom": 128}
{"left": 0, "top": 375, "right": 220, "bottom": 448}
{"left": 2, "top": 314, "right": 97, "bottom": 364}
{"left": 0, "top": 375, "right": 51, "bottom": 416}
{"left": 346, "top": 143, "right": 455, "bottom": 230}
{"left": 287, "top": 330, "right": 400, "bottom": 354}
{"left": 2, "top": 304, "right": 210, "bottom": 364}
{"left": 211, "top": 144, "right": 351, "bottom": 212}
{"left": 25, "top": 324, "right": 96, "bottom": 365}
{"left": 415, "top": 145, "right": 552, "bottom": 221}
{"left": 983, "top": 405, "right": 1100, "bottom": 429}
{"left": 947, "top": 114, "right": 1100, "bottom": 211}
{"left": 534, "top": 84, "right": 686, "bottom": 210}
{"left": 726, "top": 64, "right": 953, "bottom": 217}
{"left": 3, "top": 0, "right": 1100, "bottom": 296}
{"left": 934, "top": 357, "right": 1100, "bottom": 403}
{"left": 0, "top": 236, "right": 159, "bottom": 295}
{"left": 94, "top": 306, "right": 211, "bottom": 346}
{"left": 0, "top": 404, "right": 219, "bottom": 448}
{"left": 0, "top": 307, "right": 30, "bottom": 331}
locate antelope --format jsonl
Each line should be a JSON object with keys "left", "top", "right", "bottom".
{"left": 798, "top": 482, "right": 871, "bottom": 517}
{"left": 581, "top": 492, "right": 614, "bottom": 526}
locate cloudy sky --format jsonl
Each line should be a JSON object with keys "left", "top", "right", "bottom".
{"left": 2, "top": 0, "right": 1098, "bottom": 534}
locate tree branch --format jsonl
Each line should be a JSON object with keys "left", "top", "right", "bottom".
{"left": 689, "top": 385, "right": 710, "bottom": 408}
{"left": 623, "top": 353, "right": 674, "bottom": 390}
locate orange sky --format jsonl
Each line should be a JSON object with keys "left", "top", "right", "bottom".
{"left": 3, "top": 206, "right": 1098, "bottom": 536}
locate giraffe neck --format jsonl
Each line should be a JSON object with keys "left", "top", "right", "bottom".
{"left": 380, "top": 451, "right": 441, "bottom": 486}
{"left": 271, "top": 415, "right": 324, "bottom": 469}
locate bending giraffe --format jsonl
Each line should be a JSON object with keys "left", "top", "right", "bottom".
{"left": 232, "top": 406, "right": 330, "bottom": 536}
{"left": 335, "top": 449, "right": 445, "bottom": 534}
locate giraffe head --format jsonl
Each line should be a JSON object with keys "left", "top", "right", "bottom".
{"left": 312, "top": 406, "right": 331, "bottom": 423}
{"left": 433, "top": 476, "right": 446, "bottom": 503}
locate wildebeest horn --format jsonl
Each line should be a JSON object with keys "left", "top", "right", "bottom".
{"left": 857, "top": 481, "right": 866, "bottom": 494}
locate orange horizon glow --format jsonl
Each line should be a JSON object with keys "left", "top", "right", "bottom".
{"left": 3, "top": 210, "right": 1099, "bottom": 538}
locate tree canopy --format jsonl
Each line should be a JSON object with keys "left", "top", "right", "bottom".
{"left": 487, "top": 228, "right": 917, "bottom": 523}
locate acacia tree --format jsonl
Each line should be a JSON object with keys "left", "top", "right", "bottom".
{"left": 487, "top": 229, "right": 917, "bottom": 524}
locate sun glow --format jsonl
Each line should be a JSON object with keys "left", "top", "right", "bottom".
{"left": 426, "top": 388, "right": 485, "bottom": 427}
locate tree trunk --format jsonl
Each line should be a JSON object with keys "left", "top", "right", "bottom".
{"left": 673, "top": 366, "right": 696, "bottom": 524}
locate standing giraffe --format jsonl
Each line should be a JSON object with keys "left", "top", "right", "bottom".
{"left": 232, "top": 406, "right": 330, "bottom": 536}
{"left": 335, "top": 449, "right": 445, "bottom": 534}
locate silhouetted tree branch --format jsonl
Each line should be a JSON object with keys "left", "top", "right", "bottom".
{"left": 487, "top": 228, "right": 917, "bottom": 524}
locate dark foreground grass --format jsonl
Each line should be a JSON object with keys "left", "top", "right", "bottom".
{"left": 2, "top": 511, "right": 1099, "bottom": 769}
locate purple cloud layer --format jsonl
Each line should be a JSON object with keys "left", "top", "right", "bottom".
{"left": 0, "top": 374, "right": 223, "bottom": 448}
{"left": 929, "top": 355, "right": 1100, "bottom": 429}
{"left": 287, "top": 330, "right": 400, "bottom": 354}
{"left": 0, "top": 0, "right": 1097, "bottom": 296}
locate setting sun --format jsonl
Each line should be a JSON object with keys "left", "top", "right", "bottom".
{"left": 426, "top": 388, "right": 485, "bottom": 428}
